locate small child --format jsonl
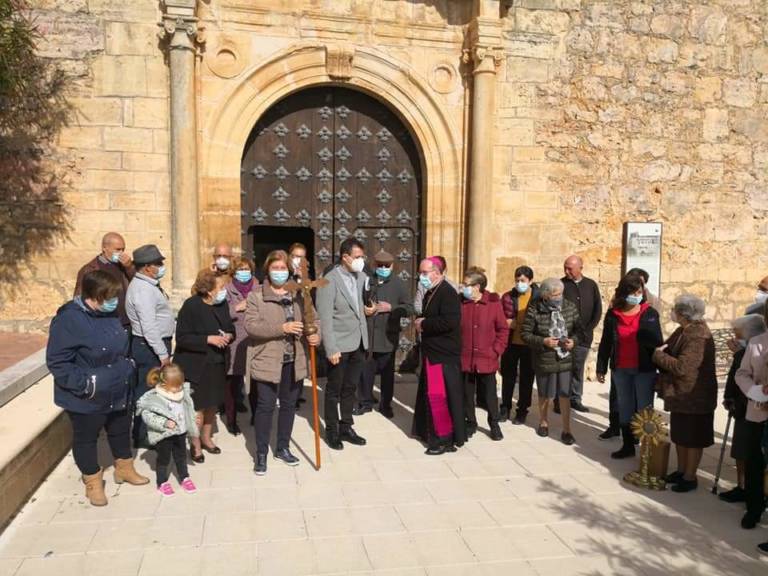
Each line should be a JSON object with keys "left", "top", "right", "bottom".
{"left": 136, "top": 364, "right": 199, "bottom": 496}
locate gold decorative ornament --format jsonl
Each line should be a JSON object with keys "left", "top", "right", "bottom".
{"left": 624, "top": 408, "right": 667, "bottom": 490}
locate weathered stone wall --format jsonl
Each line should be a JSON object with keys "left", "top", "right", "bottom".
{"left": 4, "top": 0, "right": 766, "bottom": 336}
{"left": 0, "top": 0, "right": 170, "bottom": 330}
{"left": 492, "top": 0, "right": 768, "bottom": 330}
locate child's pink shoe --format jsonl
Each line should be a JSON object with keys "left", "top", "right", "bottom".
{"left": 180, "top": 477, "right": 197, "bottom": 494}
{"left": 158, "top": 482, "right": 175, "bottom": 497}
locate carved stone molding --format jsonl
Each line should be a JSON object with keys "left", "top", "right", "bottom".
{"left": 465, "top": 16, "right": 503, "bottom": 74}
{"left": 430, "top": 62, "right": 459, "bottom": 94}
{"left": 325, "top": 44, "right": 356, "bottom": 80}
{"left": 159, "top": 1, "right": 206, "bottom": 54}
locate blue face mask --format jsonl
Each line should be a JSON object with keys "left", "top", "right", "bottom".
{"left": 110, "top": 251, "right": 121, "bottom": 264}
{"left": 516, "top": 281, "right": 529, "bottom": 294}
{"left": 155, "top": 265, "right": 166, "bottom": 279}
{"left": 419, "top": 274, "right": 432, "bottom": 290}
{"left": 270, "top": 270, "right": 290, "bottom": 286}
{"left": 213, "top": 289, "right": 227, "bottom": 305}
{"left": 626, "top": 294, "right": 643, "bottom": 306}
{"left": 234, "top": 270, "right": 252, "bottom": 283}
{"left": 376, "top": 267, "right": 392, "bottom": 279}
{"left": 462, "top": 286, "right": 473, "bottom": 300}
{"left": 547, "top": 297, "right": 563, "bottom": 309}
{"left": 100, "top": 297, "right": 118, "bottom": 313}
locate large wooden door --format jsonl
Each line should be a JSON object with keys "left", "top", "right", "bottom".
{"left": 241, "top": 86, "right": 423, "bottom": 359}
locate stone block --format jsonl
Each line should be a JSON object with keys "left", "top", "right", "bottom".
{"left": 499, "top": 83, "right": 536, "bottom": 108}
{"left": 694, "top": 76, "right": 722, "bottom": 103}
{"left": 689, "top": 5, "right": 728, "bottom": 45}
{"left": 565, "top": 28, "right": 594, "bottom": 53}
{"left": 153, "top": 130, "right": 169, "bottom": 154}
{"left": 513, "top": 8, "right": 571, "bottom": 35}
{"left": 106, "top": 22, "right": 160, "bottom": 56}
{"left": 746, "top": 183, "right": 768, "bottom": 211}
{"left": 497, "top": 118, "right": 535, "bottom": 145}
{"left": 703, "top": 108, "right": 729, "bottom": 142}
{"left": 83, "top": 169, "right": 133, "bottom": 191}
{"left": 646, "top": 38, "right": 679, "bottom": 64}
{"left": 122, "top": 152, "right": 168, "bottom": 172}
{"left": 506, "top": 57, "right": 549, "bottom": 83}
{"left": 631, "top": 139, "right": 666, "bottom": 159}
{"left": 752, "top": 47, "right": 768, "bottom": 75}
{"left": 70, "top": 97, "right": 123, "bottom": 126}
{"left": 76, "top": 150, "right": 122, "bottom": 170}
{"left": 130, "top": 98, "right": 169, "bottom": 128}
{"left": 639, "top": 160, "right": 682, "bottom": 182}
{"left": 512, "top": 147, "right": 546, "bottom": 162}
{"left": 585, "top": 2, "right": 625, "bottom": 30}
{"left": 732, "top": 110, "right": 768, "bottom": 142}
{"left": 65, "top": 190, "right": 110, "bottom": 210}
{"left": 650, "top": 14, "right": 685, "bottom": 39}
{"left": 134, "top": 171, "right": 169, "bottom": 192}
{"left": 146, "top": 57, "right": 169, "bottom": 98}
{"left": 93, "top": 55, "right": 147, "bottom": 97}
{"left": 110, "top": 192, "right": 156, "bottom": 211}
{"left": 104, "top": 127, "right": 155, "bottom": 152}
{"left": 722, "top": 79, "right": 757, "bottom": 108}
{"left": 58, "top": 126, "right": 102, "bottom": 149}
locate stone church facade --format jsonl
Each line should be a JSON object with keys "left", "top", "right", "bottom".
{"left": 3, "top": 0, "right": 767, "bottom": 331}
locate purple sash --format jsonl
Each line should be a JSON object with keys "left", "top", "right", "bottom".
{"left": 425, "top": 359, "right": 453, "bottom": 438}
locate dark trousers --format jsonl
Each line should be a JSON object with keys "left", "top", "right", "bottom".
{"left": 464, "top": 372, "right": 500, "bottom": 426}
{"left": 570, "top": 345, "right": 589, "bottom": 403}
{"left": 130, "top": 336, "right": 172, "bottom": 442}
{"left": 155, "top": 433, "right": 189, "bottom": 485}
{"left": 254, "top": 363, "right": 301, "bottom": 454}
{"left": 324, "top": 346, "right": 365, "bottom": 436}
{"left": 224, "top": 375, "right": 245, "bottom": 425}
{"left": 744, "top": 420, "right": 767, "bottom": 518}
{"left": 608, "top": 380, "right": 619, "bottom": 429}
{"left": 360, "top": 351, "right": 396, "bottom": 409}
{"left": 67, "top": 410, "right": 132, "bottom": 476}
{"left": 500, "top": 344, "right": 535, "bottom": 414}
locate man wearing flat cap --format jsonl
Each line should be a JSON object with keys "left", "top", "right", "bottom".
{"left": 125, "top": 244, "right": 175, "bottom": 446}
{"left": 354, "top": 250, "right": 413, "bottom": 418}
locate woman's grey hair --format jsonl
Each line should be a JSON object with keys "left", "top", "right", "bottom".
{"left": 732, "top": 314, "right": 767, "bottom": 340}
{"left": 673, "top": 294, "right": 706, "bottom": 322}
{"left": 539, "top": 277, "right": 564, "bottom": 298}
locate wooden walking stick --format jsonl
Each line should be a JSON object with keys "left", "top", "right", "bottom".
{"left": 285, "top": 258, "right": 327, "bottom": 470}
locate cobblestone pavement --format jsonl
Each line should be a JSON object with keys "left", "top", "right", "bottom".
{"left": 1, "top": 375, "right": 766, "bottom": 576}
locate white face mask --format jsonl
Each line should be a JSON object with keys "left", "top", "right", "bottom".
{"left": 291, "top": 256, "right": 302, "bottom": 270}
{"left": 755, "top": 291, "right": 768, "bottom": 305}
{"left": 215, "top": 257, "right": 230, "bottom": 271}
{"left": 349, "top": 256, "right": 365, "bottom": 273}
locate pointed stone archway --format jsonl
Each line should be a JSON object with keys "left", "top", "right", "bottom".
{"left": 199, "top": 42, "right": 465, "bottom": 273}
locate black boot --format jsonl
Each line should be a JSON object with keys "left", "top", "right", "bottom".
{"left": 611, "top": 425, "right": 636, "bottom": 459}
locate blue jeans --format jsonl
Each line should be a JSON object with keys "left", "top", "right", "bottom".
{"left": 612, "top": 368, "right": 655, "bottom": 425}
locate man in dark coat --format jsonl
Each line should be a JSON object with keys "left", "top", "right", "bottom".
{"left": 412, "top": 257, "right": 465, "bottom": 455}
{"left": 74, "top": 232, "right": 135, "bottom": 328}
{"left": 561, "top": 255, "right": 602, "bottom": 413}
{"left": 355, "top": 250, "right": 413, "bottom": 418}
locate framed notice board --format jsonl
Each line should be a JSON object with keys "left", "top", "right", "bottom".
{"left": 622, "top": 222, "right": 663, "bottom": 298}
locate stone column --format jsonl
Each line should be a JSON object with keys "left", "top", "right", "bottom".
{"left": 465, "top": 17, "right": 503, "bottom": 272}
{"left": 160, "top": 0, "right": 204, "bottom": 294}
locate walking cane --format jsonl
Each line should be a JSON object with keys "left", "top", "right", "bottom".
{"left": 712, "top": 412, "right": 733, "bottom": 495}
{"left": 309, "top": 344, "right": 322, "bottom": 470}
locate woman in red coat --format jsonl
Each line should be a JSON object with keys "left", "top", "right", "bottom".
{"left": 460, "top": 267, "right": 510, "bottom": 441}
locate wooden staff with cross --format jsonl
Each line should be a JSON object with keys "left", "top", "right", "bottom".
{"left": 284, "top": 257, "right": 327, "bottom": 470}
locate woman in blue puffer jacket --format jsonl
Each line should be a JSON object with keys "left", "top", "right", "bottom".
{"left": 47, "top": 270, "right": 149, "bottom": 506}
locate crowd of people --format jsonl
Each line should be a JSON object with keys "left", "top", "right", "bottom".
{"left": 46, "top": 232, "right": 768, "bottom": 554}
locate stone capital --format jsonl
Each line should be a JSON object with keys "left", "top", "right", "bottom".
{"left": 159, "top": 1, "right": 205, "bottom": 52}
{"left": 465, "top": 17, "right": 503, "bottom": 73}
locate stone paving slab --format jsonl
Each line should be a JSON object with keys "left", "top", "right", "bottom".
{"left": 0, "top": 376, "right": 766, "bottom": 575}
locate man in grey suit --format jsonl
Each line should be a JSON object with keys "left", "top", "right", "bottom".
{"left": 317, "top": 238, "right": 376, "bottom": 449}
